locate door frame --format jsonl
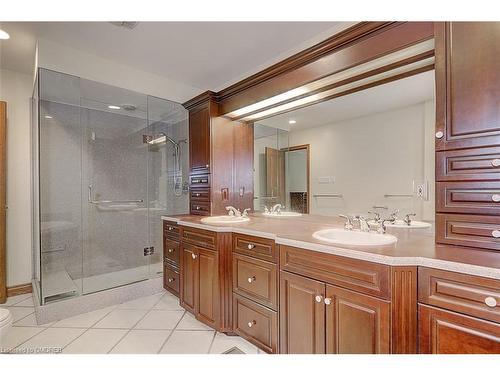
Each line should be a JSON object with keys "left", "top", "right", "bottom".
{"left": 0, "top": 101, "right": 6, "bottom": 303}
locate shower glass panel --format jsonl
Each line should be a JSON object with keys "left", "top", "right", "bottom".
{"left": 35, "top": 68, "right": 188, "bottom": 304}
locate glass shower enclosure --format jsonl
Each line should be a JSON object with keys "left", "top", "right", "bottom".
{"left": 32, "top": 69, "right": 189, "bottom": 305}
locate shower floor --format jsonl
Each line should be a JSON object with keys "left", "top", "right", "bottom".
{"left": 42, "top": 262, "right": 163, "bottom": 304}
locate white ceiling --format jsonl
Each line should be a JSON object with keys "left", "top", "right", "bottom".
{"left": 0, "top": 21, "right": 354, "bottom": 91}
{"left": 257, "top": 70, "right": 435, "bottom": 131}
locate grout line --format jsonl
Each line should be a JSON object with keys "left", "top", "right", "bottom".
{"left": 207, "top": 331, "right": 217, "bottom": 354}
{"left": 156, "top": 310, "right": 187, "bottom": 354}
{"left": 106, "top": 308, "right": 152, "bottom": 353}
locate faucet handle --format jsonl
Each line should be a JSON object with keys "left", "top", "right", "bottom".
{"left": 368, "top": 211, "right": 381, "bottom": 222}
{"left": 389, "top": 209, "right": 399, "bottom": 220}
{"left": 242, "top": 208, "right": 251, "bottom": 217}
{"left": 404, "top": 213, "right": 417, "bottom": 225}
{"left": 339, "top": 214, "right": 354, "bottom": 230}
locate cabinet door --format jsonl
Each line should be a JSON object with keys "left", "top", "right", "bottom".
{"left": 325, "top": 284, "right": 390, "bottom": 354}
{"left": 280, "top": 271, "right": 325, "bottom": 354}
{"left": 435, "top": 22, "right": 500, "bottom": 150}
{"left": 197, "top": 247, "right": 219, "bottom": 328}
{"left": 419, "top": 304, "right": 500, "bottom": 354}
{"left": 189, "top": 106, "right": 211, "bottom": 173}
{"left": 180, "top": 244, "right": 198, "bottom": 314}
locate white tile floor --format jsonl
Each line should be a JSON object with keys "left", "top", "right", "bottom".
{"left": 0, "top": 291, "right": 264, "bottom": 354}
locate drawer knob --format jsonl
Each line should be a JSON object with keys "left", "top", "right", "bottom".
{"left": 492, "top": 194, "right": 500, "bottom": 202}
{"left": 492, "top": 159, "right": 500, "bottom": 167}
{"left": 195, "top": 193, "right": 201, "bottom": 197}
{"left": 315, "top": 295, "right": 323, "bottom": 303}
{"left": 247, "top": 243, "right": 255, "bottom": 250}
{"left": 492, "top": 230, "right": 500, "bottom": 238}
{"left": 196, "top": 206, "right": 201, "bottom": 210}
{"left": 168, "top": 248, "right": 174, "bottom": 253}
{"left": 206, "top": 164, "right": 210, "bottom": 168}
{"left": 191, "top": 253, "right": 197, "bottom": 260}
{"left": 247, "top": 320, "right": 256, "bottom": 328}
{"left": 168, "top": 278, "right": 175, "bottom": 283}
{"left": 324, "top": 297, "right": 332, "bottom": 305}
{"left": 247, "top": 276, "right": 256, "bottom": 283}
{"left": 435, "top": 131, "right": 444, "bottom": 139}
{"left": 485, "top": 296, "right": 497, "bottom": 308}
{"left": 168, "top": 226, "right": 173, "bottom": 231}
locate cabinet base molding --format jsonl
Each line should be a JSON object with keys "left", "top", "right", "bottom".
{"left": 7, "top": 283, "right": 33, "bottom": 297}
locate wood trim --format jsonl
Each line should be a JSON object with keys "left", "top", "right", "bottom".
{"left": 285, "top": 144, "right": 310, "bottom": 214}
{"left": 7, "top": 283, "right": 33, "bottom": 297}
{"left": 391, "top": 266, "right": 417, "bottom": 354}
{"left": 217, "top": 232, "right": 233, "bottom": 332}
{"left": 0, "top": 101, "right": 6, "bottom": 304}
{"left": 183, "top": 90, "right": 218, "bottom": 111}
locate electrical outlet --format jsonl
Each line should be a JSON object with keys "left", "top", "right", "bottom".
{"left": 415, "top": 181, "right": 429, "bottom": 200}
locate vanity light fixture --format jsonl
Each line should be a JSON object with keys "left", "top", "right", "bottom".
{"left": 289, "top": 120, "right": 297, "bottom": 124}
{"left": 0, "top": 29, "right": 10, "bottom": 40}
{"left": 108, "top": 105, "right": 121, "bottom": 110}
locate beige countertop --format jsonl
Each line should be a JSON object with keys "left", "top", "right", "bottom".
{"left": 161, "top": 213, "right": 500, "bottom": 280}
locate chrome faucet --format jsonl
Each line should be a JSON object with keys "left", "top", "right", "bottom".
{"left": 355, "top": 215, "right": 370, "bottom": 232}
{"left": 242, "top": 208, "right": 251, "bottom": 218}
{"left": 339, "top": 214, "right": 354, "bottom": 231}
{"left": 269, "top": 204, "right": 283, "bottom": 214}
{"left": 225, "top": 206, "right": 241, "bottom": 217}
{"left": 389, "top": 209, "right": 399, "bottom": 221}
{"left": 403, "top": 213, "right": 416, "bottom": 226}
{"left": 368, "top": 211, "right": 382, "bottom": 223}
{"left": 378, "top": 217, "right": 397, "bottom": 234}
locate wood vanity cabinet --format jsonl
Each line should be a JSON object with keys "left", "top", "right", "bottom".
{"left": 163, "top": 221, "right": 180, "bottom": 296}
{"left": 418, "top": 267, "right": 500, "bottom": 354}
{"left": 435, "top": 22, "right": 500, "bottom": 251}
{"left": 184, "top": 92, "right": 254, "bottom": 216}
{"left": 280, "top": 245, "right": 391, "bottom": 354}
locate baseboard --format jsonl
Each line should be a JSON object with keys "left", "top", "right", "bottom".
{"left": 7, "top": 283, "right": 33, "bottom": 297}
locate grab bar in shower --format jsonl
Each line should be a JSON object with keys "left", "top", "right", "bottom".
{"left": 87, "top": 184, "right": 143, "bottom": 204}
{"left": 313, "top": 194, "right": 343, "bottom": 198}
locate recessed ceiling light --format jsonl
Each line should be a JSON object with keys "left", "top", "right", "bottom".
{"left": 289, "top": 120, "right": 297, "bottom": 124}
{"left": 44, "top": 115, "right": 53, "bottom": 119}
{"left": 0, "top": 29, "right": 10, "bottom": 40}
{"left": 108, "top": 105, "right": 121, "bottom": 110}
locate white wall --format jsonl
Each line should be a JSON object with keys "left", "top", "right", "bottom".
{"left": 288, "top": 101, "right": 435, "bottom": 221}
{"left": 36, "top": 39, "right": 201, "bottom": 103}
{"left": 0, "top": 68, "right": 33, "bottom": 287}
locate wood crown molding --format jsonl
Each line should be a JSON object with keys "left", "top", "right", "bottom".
{"left": 183, "top": 90, "right": 218, "bottom": 111}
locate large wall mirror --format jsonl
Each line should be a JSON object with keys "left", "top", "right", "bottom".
{"left": 253, "top": 70, "right": 435, "bottom": 228}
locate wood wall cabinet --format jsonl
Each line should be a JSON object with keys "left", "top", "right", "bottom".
{"left": 184, "top": 92, "right": 254, "bottom": 216}
{"left": 435, "top": 22, "right": 500, "bottom": 251}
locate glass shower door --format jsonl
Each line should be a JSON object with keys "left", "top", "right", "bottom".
{"left": 81, "top": 106, "right": 150, "bottom": 294}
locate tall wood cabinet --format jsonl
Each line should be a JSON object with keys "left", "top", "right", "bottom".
{"left": 435, "top": 22, "right": 500, "bottom": 250}
{"left": 184, "top": 92, "right": 253, "bottom": 216}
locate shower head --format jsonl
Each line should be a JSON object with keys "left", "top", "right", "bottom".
{"left": 145, "top": 132, "right": 182, "bottom": 147}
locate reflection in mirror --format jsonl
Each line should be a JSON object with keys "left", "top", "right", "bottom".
{"left": 253, "top": 70, "right": 435, "bottom": 227}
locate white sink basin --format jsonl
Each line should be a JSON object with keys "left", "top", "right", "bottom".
{"left": 313, "top": 228, "right": 397, "bottom": 247}
{"left": 200, "top": 216, "right": 250, "bottom": 224}
{"left": 263, "top": 211, "right": 302, "bottom": 217}
{"left": 386, "top": 220, "right": 431, "bottom": 229}
{"left": 368, "top": 220, "right": 431, "bottom": 229}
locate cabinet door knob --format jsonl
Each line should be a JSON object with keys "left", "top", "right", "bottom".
{"left": 324, "top": 297, "right": 332, "bottom": 305}
{"left": 492, "top": 159, "right": 500, "bottom": 167}
{"left": 168, "top": 248, "right": 174, "bottom": 253}
{"left": 435, "top": 131, "right": 444, "bottom": 139}
{"left": 492, "top": 194, "right": 500, "bottom": 202}
{"left": 247, "top": 320, "right": 256, "bottom": 328}
{"left": 206, "top": 164, "right": 210, "bottom": 168}
{"left": 247, "top": 276, "right": 256, "bottom": 283}
{"left": 191, "top": 253, "right": 197, "bottom": 259}
{"left": 247, "top": 243, "right": 255, "bottom": 250}
{"left": 484, "top": 296, "right": 497, "bottom": 308}
{"left": 492, "top": 230, "right": 500, "bottom": 238}
{"left": 196, "top": 206, "right": 201, "bottom": 210}
{"left": 168, "top": 278, "right": 174, "bottom": 283}
{"left": 315, "top": 295, "right": 323, "bottom": 303}
{"left": 195, "top": 193, "right": 200, "bottom": 197}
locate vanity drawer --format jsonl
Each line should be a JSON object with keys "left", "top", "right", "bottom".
{"left": 164, "top": 239, "right": 180, "bottom": 266}
{"left": 190, "top": 174, "right": 210, "bottom": 188}
{"left": 190, "top": 188, "right": 210, "bottom": 202}
{"left": 233, "top": 233, "right": 277, "bottom": 263}
{"left": 436, "top": 146, "right": 500, "bottom": 181}
{"left": 436, "top": 213, "right": 500, "bottom": 251}
{"left": 182, "top": 226, "right": 217, "bottom": 250}
{"left": 190, "top": 201, "right": 210, "bottom": 216}
{"left": 437, "top": 182, "right": 500, "bottom": 215}
{"left": 280, "top": 245, "right": 390, "bottom": 299}
{"left": 163, "top": 221, "right": 180, "bottom": 239}
{"left": 232, "top": 293, "right": 278, "bottom": 353}
{"left": 232, "top": 253, "right": 278, "bottom": 310}
{"left": 418, "top": 267, "right": 500, "bottom": 323}
{"left": 164, "top": 264, "right": 180, "bottom": 296}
